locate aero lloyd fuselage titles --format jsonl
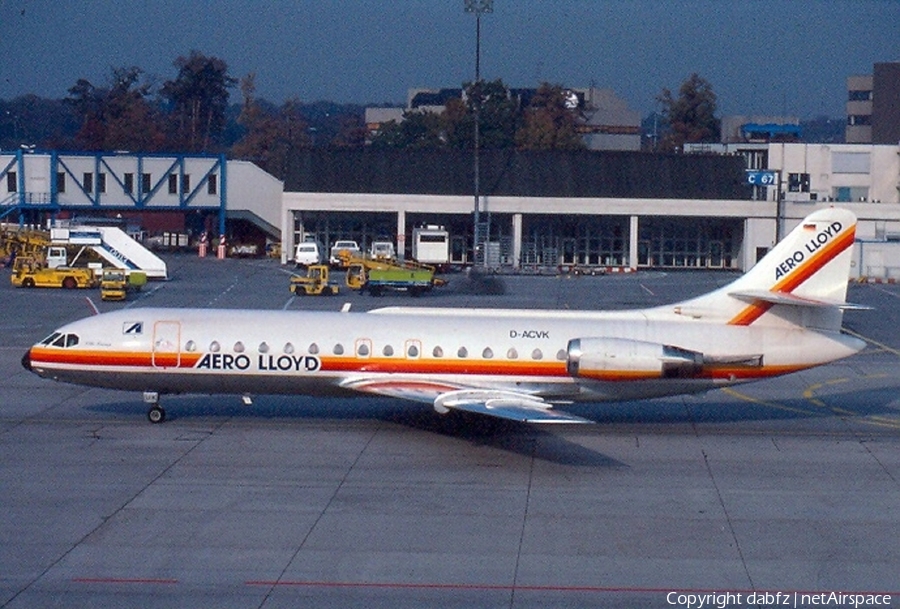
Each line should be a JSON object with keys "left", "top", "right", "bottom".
{"left": 195, "top": 353, "right": 321, "bottom": 372}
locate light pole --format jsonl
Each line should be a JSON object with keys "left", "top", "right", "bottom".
{"left": 465, "top": 0, "right": 492, "bottom": 267}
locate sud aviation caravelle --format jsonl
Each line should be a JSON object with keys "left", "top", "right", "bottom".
{"left": 22, "top": 208, "right": 866, "bottom": 425}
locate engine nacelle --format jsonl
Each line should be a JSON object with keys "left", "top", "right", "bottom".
{"left": 566, "top": 337, "right": 704, "bottom": 381}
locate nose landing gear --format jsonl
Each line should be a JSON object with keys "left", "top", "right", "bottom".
{"left": 143, "top": 391, "right": 166, "bottom": 423}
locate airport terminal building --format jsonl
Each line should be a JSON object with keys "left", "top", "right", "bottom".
{"left": 4, "top": 144, "right": 899, "bottom": 279}
{"left": 281, "top": 145, "right": 900, "bottom": 278}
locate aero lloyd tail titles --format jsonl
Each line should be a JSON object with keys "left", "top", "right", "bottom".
{"left": 774, "top": 221, "right": 843, "bottom": 280}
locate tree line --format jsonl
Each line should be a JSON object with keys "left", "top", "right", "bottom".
{"left": 0, "top": 50, "right": 724, "bottom": 179}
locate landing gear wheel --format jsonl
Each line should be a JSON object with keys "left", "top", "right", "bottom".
{"left": 147, "top": 405, "right": 166, "bottom": 424}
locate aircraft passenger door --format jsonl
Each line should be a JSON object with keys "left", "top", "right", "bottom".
{"left": 152, "top": 321, "right": 181, "bottom": 368}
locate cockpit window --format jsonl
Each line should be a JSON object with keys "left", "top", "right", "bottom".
{"left": 41, "top": 332, "right": 79, "bottom": 349}
{"left": 40, "top": 332, "right": 62, "bottom": 346}
{"left": 39, "top": 332, "right": 80, "bottom": 348}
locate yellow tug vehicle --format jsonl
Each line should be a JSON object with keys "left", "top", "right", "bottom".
{"left": 11, "top": 256, "right": 98, "bottom": 289}
{"left": 289, "top": 264, "right": 340, "bottom": 296}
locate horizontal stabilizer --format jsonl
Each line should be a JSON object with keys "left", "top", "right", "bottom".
{"left": 729, "top": 289, "right": 871, "bottom": 311}
{"left": 671, "top": 208, "right": 861, "bottom": 329}
{"left": 434, "top": 389, "right": 593, "bottom": 424}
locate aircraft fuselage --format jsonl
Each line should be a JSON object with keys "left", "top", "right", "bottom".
{"left": 24, "top": 306, "right": 863, "bottom": 404}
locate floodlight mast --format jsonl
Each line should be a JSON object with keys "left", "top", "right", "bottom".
{"left": 465, "top": 0, "right": 493, "bottom": 267}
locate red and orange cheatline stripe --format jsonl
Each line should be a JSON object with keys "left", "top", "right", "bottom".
{"left": 29, "top": 346, "right": 203, "bottom": 369}
{"left": 31, "top": 346, "right": 808, "bottom": 384}
{"left": 29, "top": 346, "right": 570, "bottom": 378}
{"left": 577, "top": 363, "right": 808, "bottom": 382}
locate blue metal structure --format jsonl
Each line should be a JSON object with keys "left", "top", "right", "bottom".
{"left": 0, "top": 151, "right": 227, "bottom": 233}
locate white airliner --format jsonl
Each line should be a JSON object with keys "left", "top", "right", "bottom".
{"left": 23, "top": 207, "right": 865, "bottom": 424}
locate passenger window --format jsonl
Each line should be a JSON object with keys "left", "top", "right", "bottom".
{"left": 556, "top": 349, "right": 567, "bottom": 360}
{"left": 356, "top": 339, "right": 372, "bottom": 358}
{"left": 383, "top": 345, "right": 394, "bottom": 357}
{"left": 531, "top": 349, "right": 543, "bottom": 360}
{"left": 234, "top": 341, "right": 245, "bottom": 353}
{"left": 407, "top": 344, "right": 419, "bottom": 358}
{"left": 210, "top": 341, "right": 220, "bottom": 352}
{"left": 333, "top": 344, "right": 344, "bottom": 355}
{"left": 185, "top": 340, "right": 197, "bottom": 352}
{"left": 259, "top": 342, "right": 269, "bottom": 353}
{"left": 457, "top": 347, "right": 468, "bottom": 358}
{"left": 507, "top": 348, "right": 518, "bottom": 359}
{"left": 482, "top": 347, "right": 493, "bottom": 359}
{"left": 284, "top": 342, "right": 295, "bottom": 354}
{"left": 305, "top": 343, "right": 316, "bottom": 355}
{"left": 65, "top": 334, "right": 79, "bottom": 348}
{"left": 432, "top": 346, "right": 444, "bottom": 358}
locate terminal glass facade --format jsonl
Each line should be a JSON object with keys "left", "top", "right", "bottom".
{"left": 637, "top": 217, "right": 741, "bottom": 269}
{"left": 294, "top": 211, "right": 743, "bottom": 271}
{"left": 521, "top": 215, "right": 629, "bottom": 268}
{"left": 294, "top": 211, "right": 397, "bottom": 255}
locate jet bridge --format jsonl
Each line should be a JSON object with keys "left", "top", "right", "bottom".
{"left": 51, "top": 226, "right": 167, "bottom": 279}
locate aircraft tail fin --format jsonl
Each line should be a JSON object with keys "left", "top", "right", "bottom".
{"left": 674, "top": 207, "right": 858, "bottom": 329}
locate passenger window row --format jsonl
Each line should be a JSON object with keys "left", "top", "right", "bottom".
{"left": 183, "top": 339, "right": 566, "bottom": 361}
{"left": 38, "top": 332, "right": 565, "bottom": 361}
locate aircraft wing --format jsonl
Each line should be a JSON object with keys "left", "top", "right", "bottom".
{"left": 341, "top": 379, "right": 593, "bottom": 424}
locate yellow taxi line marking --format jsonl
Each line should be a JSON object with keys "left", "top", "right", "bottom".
{"left": 802, "top": 372, "right": 900, "bottom": 430}
{"left": 844, "top": 328, "right": 900, "bottom": 358}
{"left": 720, "top": 387, "right": 819, "bottom": 417}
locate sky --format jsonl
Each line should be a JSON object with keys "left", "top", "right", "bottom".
{"left": 1, "top": 0, "right": 897, "bottom": 119}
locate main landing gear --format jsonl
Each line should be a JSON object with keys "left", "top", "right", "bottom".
{"left": 143, "top": 391, "right": 166, "bottom": 423}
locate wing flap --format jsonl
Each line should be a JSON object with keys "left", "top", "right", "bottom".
{"left": 435, "top": 389, "right": 593, "bottom": 424}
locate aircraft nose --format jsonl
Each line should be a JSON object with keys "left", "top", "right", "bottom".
{"left": 21, "top": 349, "right": 32, "bottom": 372}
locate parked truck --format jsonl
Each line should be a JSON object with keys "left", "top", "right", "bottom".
{"left": 342, "top": 253, "right": 445, "bottom": 297}
{"left": 411, "top": 225, "right": 450, "bottom": 267}
{"left": 329, "top": 240, "right": 361, "bottom": 267}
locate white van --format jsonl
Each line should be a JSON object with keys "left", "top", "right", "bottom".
{"left": 294, "top": 241, "right": 322, "bottom": 266}
{"left": 369, "top": 240, "right": 396, "bottom": 260}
